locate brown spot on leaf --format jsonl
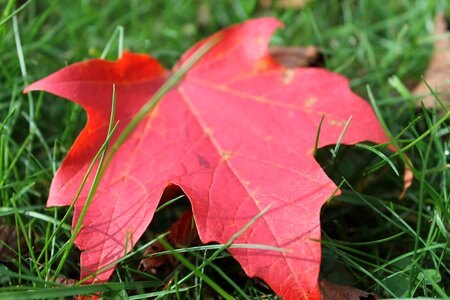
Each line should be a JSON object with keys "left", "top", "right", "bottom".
{"left": 197, "top": 155, "right": 211, "bottom": 168}
{"left": 328, "top": 119, "right": 346, "bottom": 126}
{"left": 221, "top": 151, "right": 233, "bottom": 161}
{"left": 255, "top": 57, "right": 277, "bottom": 72}
{"left": 283, "top": 69, "right": 295, "bottom": 84}
{"left": 304, "top": 97, "right": 317, "bottom": 108}
{"left": 257, "top": 36, "right": 265, "bottom": 45}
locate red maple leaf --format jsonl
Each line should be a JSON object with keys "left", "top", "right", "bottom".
{"left": 25, "top": 18, "right": 394, "bottom": 299}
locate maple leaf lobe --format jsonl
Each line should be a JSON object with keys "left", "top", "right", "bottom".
{"left": 25, "top": 52, "right": 167, "bottom": 207}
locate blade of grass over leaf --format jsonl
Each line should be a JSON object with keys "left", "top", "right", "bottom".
{"left": 36, "top": 37, "right": 222, "bottom": 287}
{"left": 313, "top": 113, "right": 325, "bottom": 156}
{"left": 52, "top": 85, "right": 119, "bottom": 280}
{"left": 154, "top": 194, "right": 186, "bottom": 213}
{"left": 331, "top": 115, "right": 352, "bottom": 158}
{"left": 139, "top": 243, "right": 287, "bottom": 259}
{"left": 34, "top": 121, "right": 119, "bottom": 268}
{"left": 54, "top": 34, "right": 221, "bottom": 286}
{"left": 103, "top": 34, "right": 221, "bottom": 172}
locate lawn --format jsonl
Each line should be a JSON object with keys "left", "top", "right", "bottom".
{"left": 0, "top": 0, "right": 449, "bottom": 299}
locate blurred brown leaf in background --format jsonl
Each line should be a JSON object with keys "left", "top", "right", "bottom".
{"left": 320, "top": 279, "right": 379, "bottom": 300}
{"left": 413, "top": 13, "right": 450, "bottom": 109}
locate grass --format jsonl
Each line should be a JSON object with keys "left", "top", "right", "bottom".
{"left": 0, "top": 0, "right": 449, "bottom": 299}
